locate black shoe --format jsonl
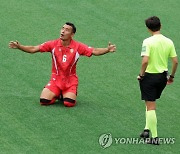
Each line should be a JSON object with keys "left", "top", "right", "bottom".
{"left": 140, "top": 129, "right": 150, "bottom": 138}
{"left": 146, "top": 137, "right": 160, "bottom": 145}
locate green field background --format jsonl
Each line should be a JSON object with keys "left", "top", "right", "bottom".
{"left": 0, "top": 0, "right": 179, "bottom": 153}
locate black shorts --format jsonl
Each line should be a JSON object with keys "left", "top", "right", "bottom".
{"left": 139, "top": 71, "right": 168, "bottom": 101}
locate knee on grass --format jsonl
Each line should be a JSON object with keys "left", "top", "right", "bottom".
{"left": 63, "top": 98, "right": 76, "bottom": 107}
{"left": 40, "top": 98, "right": 56, "bottom": 105}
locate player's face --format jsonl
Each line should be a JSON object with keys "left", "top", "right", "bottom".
{"left": 60, "top": 24, "right": 74, "bottom": 41}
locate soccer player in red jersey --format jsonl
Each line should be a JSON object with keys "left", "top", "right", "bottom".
{"left": 9, "top": 22, "right": 116, "bottom": 107}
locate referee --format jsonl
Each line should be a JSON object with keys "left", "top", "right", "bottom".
{"left": 137, "top": 16, "right": 178, "bottom": 145}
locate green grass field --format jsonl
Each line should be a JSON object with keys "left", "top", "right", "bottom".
{"left": 0, "top": 0, "right": 180, "bottom": 153}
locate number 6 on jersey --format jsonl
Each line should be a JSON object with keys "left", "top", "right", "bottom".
{"left": 63, "top": 55, "right": 67, "bottom": 62}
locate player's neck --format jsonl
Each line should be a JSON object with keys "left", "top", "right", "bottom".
{"left": 61, "top": 39, "right": 71, "bottom": 47}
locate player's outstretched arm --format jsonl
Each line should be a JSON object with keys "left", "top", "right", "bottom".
{"left": 92, "top": 42, "right": 116, "bottom": 56}
{"left": 9, "top": 41, "right": 40, "bottom": 53}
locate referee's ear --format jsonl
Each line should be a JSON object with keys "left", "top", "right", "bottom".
{"left": 147, "top": 29, "right": 153, "bottom": 35}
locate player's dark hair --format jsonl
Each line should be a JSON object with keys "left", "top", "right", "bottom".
{"left": 65, "top": 22, "right": 76, "bottom": 34}
{"left": 145, "top": 16, "right": 161, "bottom": 32}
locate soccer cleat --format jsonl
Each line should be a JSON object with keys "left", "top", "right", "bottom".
{"left": 140, "top": 129, "right": 150, "bottom": 138}
{"left": 146, "top": 137, "right": 160, "bottom": 145}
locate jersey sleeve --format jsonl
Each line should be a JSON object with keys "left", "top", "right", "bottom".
{"left": 169, "top": 42, "right": 177, "bottom": 57}
{"left": 77, "top": 42, "right": 94, "bottom": 57}
{"left": 39, "top": 40, "right": 54, "bottom": 53}
{"left": 141, "top": 40, "right": 150, "bottom": 57}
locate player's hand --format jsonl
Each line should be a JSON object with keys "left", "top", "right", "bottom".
{"left": 9, "top": 41, "right": 20, "bottom": 49}
{"left": 167, "top": 76, "right": 174, "bottom": 85}
{"left": 107, "top": 42, "right": 116, "bottom": 52}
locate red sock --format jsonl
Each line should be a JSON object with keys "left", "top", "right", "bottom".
{"left": 64, "top": 101, "right": 76, "bottom": 107}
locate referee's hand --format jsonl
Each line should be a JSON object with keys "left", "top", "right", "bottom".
{"left": 137, "top": 75, "right": 144, "bottom": 81}
{"left": 167, "top": 76, "right": 174, "bottom": 85}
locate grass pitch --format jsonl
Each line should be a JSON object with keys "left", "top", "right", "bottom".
{"left": 0, "top": 0, "right": 180, "bottom": 153}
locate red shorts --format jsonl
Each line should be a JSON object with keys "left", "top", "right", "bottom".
{"left": 45, "top": 74, "right": 78, "bottom": 97}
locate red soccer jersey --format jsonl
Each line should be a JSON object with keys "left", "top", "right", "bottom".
{"left": 39, "top": 39, "right": 94, "bottom": 77}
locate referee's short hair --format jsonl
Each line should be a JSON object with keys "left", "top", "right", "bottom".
{"left": 65, "top": 22, "right": 76, "bottom": 34}
{"left": 145, "top": 16, "right": 161, "bottom": 32}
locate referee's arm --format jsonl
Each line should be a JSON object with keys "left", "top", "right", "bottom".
{"left": 139, "top": 56, "right": 149, "bottom": 76}
{"left": 170, "top": 56, "right": 178, "bottom": 77}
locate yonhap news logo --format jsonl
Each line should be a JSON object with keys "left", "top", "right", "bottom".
{"left": 99, "top": 133, "right": 113, "bottom": 149}
{"left": 98, "top": 133, "right": 175, "bottom": 149}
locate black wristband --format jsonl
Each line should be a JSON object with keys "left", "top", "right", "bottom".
{"left": 170, "top": 75, "right": 174, "bottom": 78}
{"left": 139, "top": 74, "right": 144, "bottom": 78}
